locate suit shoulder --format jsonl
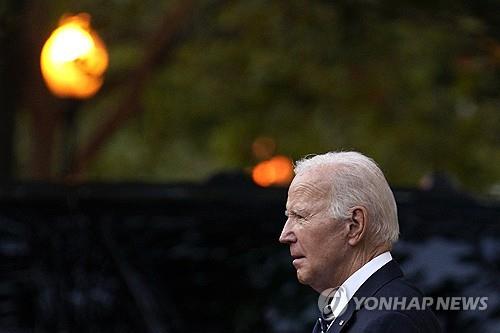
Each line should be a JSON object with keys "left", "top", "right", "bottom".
{"left": 352, "top": 277, "right": 442, "bottom": 332}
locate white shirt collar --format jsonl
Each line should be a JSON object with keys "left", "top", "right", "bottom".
{"left": 330, "top": 251, "right": 393, "bottom": 319}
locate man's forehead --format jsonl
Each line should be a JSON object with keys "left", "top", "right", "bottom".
{"left": 288, "top": 167, "right": 333, "bottom": 199}
{"left": 291, "top": 165, "right": 334, "bottom": 186}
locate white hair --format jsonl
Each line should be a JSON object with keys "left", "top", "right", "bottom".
{"left": 294, "top": 151, "right": 399, "bottom": 245}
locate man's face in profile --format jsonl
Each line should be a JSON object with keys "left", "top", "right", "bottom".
{"left": 279, "top": 169, "right": 349, "bottom": 292}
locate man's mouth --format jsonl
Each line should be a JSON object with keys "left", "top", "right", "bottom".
{"left": 292, "top": 255, "right": 306, "bottom": 267}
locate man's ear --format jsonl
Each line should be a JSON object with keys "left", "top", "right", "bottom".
{"left": 347, "top": 206, "right": 367, "bottom": 246}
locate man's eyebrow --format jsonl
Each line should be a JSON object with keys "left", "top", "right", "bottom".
{"left": 285, "top": 209, "right": 307, "bottom": 217}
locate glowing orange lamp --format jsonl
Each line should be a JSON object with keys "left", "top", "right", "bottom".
{"left": 40, "top": 13, "right": 108, "bottom": 177}
{"left": 252, "top": 155, "right": 294, "bottom": 187}
{"left": 40, "top": 13, "right": 108, "bottom": 99}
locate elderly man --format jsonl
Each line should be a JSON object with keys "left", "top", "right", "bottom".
{"left": 279, "top": 152, "right": 441, "bottom": 333}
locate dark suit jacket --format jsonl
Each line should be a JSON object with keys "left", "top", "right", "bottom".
{"left": 312, "top": 260, "right": 442, "bottom": 333}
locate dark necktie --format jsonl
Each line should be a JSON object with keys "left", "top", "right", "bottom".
{"left": 317, "top": 317, "right": 333, "bottom": 333}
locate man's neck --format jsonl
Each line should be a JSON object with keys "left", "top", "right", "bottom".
{"left": 338, "top": 243, "right": 390, "bottom": 287}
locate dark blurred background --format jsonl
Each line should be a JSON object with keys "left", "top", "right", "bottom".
{"left": 1, "top": 0, "right": 499, "bottom": 332}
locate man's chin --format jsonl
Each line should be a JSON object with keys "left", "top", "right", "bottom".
{"left": 296, "top": 269, "right": 311, "bottom": 285}
{"left": 297, "top": 270, "right": 325, "bottom": 292}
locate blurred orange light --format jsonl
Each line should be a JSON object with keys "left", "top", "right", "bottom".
{"left": 252, "top": 155, "right": 294, "bottom": 187}
{"left": 40, "top": 13, "right": 108, "bottom": 99}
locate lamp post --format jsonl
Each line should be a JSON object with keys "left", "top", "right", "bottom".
{"left": 40, "top": 13, "right": 108, "bottom": 178}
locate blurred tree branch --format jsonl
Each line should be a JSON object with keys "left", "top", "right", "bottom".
{"left": 70, "top": 0, "right": 195, "bottom": 178}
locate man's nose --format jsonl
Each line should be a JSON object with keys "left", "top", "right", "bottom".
{"left": 279, "top": 219, "right": 297, "bottom": 244}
